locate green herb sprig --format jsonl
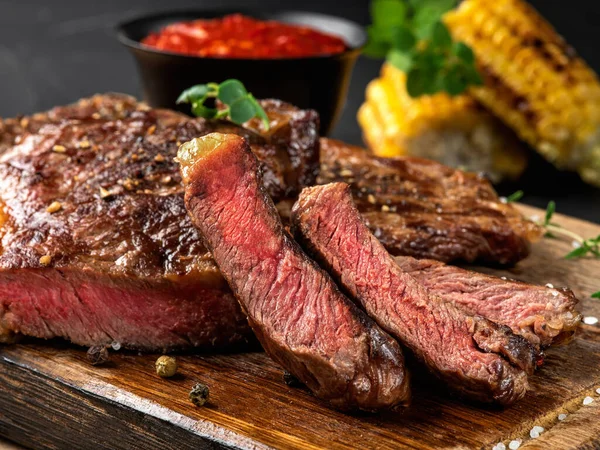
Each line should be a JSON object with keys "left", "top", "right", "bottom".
{"left": 592, "top": 291, "right": 600, "bottom": 299}
{"left": 537, "top": 200, "right": 600, "bottom": 260}
{"left": 506, "top": 190, "right": 524, "bottom": 203}
{"left": 363, "top": 0, "right": 482, "bottom": 97}
{"left": 177, "top": 79, "right": 269, "bottom": 129}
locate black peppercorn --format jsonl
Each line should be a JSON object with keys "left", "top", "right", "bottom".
{"left": 87, "top": 345, "right": 109, "bottom": 365}
{"left": 189, "top": 383, "right": 210, "bottom": 407}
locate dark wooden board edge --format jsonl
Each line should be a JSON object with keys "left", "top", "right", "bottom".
{"left": 0, "top": 356, "right": 262, "bottom": 450}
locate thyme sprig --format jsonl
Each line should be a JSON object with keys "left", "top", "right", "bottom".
{"left": 506, "top": 190, "right": 524, "bottom": 203}
{"left": 177, "top": 79, "right": 269, "bottom": 129}
{"left": 592, "top": 291, "right": 600, "bottom": 299}
{"left": 537, "top": 200, "right": 600, "bottom": 260}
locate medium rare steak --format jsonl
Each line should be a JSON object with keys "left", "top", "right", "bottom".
{"left": 394, "top": 257, "right": 581, "bottom": 349}
{"left": 318, "top": 138, "right": 542, "bottom": 265}
{"left": 292, "top": 182, "right": 540, "bottom": 405}
{"left": 178, "top": 133, "right": 410, "bottom": 411}
{"left": 0, "top": 94, "right": 319, "bottom": 350}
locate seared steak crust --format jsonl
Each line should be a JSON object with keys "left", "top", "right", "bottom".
{"left": 394, "top": 257, "right": 581, "bottom": 348}
{"left": 318, "top": 139, "right": 542, "bottom": 265}
{"left": 292, "top": 182, "right": 540, "bottom": 405}
{"left": 0, "top": 94, "right": 320, "bottom": 350}
{"left": 179, "top": 134, "right": 410, "bottom": 411}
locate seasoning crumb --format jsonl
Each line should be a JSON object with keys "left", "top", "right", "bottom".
{"left": 92, "top": 112, "right": 101, "bottom": 119}
{"left": 20, "top": 118, "right": 29, "bottom": 128}
{"left": 99, "top": 187, "right": 112, "bottom": 199}
{"left": 283, "top": 371, "right": 302, "bottom": 387}
{"left": 161, "top": 175, "right": 172, "bottom": 185}
{"left": 584, "top": 316, "right": 599, "bottom": 325}
{"left": 583, "top": 396, "right": 594, "bottom": 405}
{"left": 492, "top": 443, "right": 506, "bottom": 450}
{"left": 87, "top": 345, "right": 109, "bottom": 365}
{"left": 381, "top": 205, "right": 391, "bottom": 212}
{"left": 154, "top": 154, "right": 165, "bottom": 162}
{"left": 339, "top": 169, "right": 353, "bottom": 177}
{"left": 78, "top": 140, "right": 91, "bottom": 149}
{"left": 155, "top": 356, "right": 178, "bottom": 378}
{"left": 46, "top": 201, "right": 62, "bottom": 213}
{"left": 147, "top": 125, "right": 157, "bottom": 135}
{"left": 39, "top": 255, "right": 52, "bottom": 266}
{"left": 52, "top": 144, "right": 67, "bottom": 153}
{"left": 529, "top": 426, "right": 544, "bottom": 438}
{"left": 508, "top": 439, "right": 522, "bottom": 450}
{"left": 558, "top": 413, "right": 568, "bottom": 421}
{"left": 189, "top": 382, "right": 210, "bottom": 407}
{"left": 367, "top": 194, "right": 376, "bottom": 204}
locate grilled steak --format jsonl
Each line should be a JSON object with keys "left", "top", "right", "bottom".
{"left": 318, "top": 138, "right": 542, "bottom": 265}
{"left": 292, "top": 182, "right": 540, "bottom": 405}
{"left": 0, "top": 94, "right": 319, "bottom": 350}
{"left": 179, "top": 134, "right": 410, "bottom": 411}
{"left": 394, "top": 257, "right": 581, "bottom": 349}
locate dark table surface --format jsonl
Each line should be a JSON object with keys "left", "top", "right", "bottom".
{"left": 1, "top": 0, "right": 599, "bottom": 223}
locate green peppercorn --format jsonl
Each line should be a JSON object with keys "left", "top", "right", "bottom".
{"left": 87, "top": 345, "right": 109, "bottom": 366}
{"left": 155, "top": 355, "right": 177, "bottom": 378}
{"left": 189, "top": 382, "right": 210, "bottom": 407}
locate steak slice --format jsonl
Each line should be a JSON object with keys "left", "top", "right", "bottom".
{"left": 0, "top": 94, "right": 319, "bottom": 350}
{"left": 319, "top": 138, "right": 542, "bottom": 265}
{"left": 292, "top": 182, "right": 540, "bottom": 405}
{"left": 178, "top": 133, "right": 410, "bottom": 411}
{"left": 394, "top": 257, "right": 581, "bottom": 349}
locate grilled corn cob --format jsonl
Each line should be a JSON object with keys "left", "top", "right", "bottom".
{"left": 359, "top": 63, "right": 527, "bottom": 181}
{"left": 444, "top": 0, "right": 600, "bottom": 186}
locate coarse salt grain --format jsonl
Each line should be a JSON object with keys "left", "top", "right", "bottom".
{"left": 545, "top": 283, "right": 554, "bottom": 289}
{"left": 572, "top": 240, "right": 581, "bottom": 248}
{"left": 492, "top": 443, "right": 506, "bottom": 450}
{"left": 558, "top": 413, "right": 567, "bottom": 421}
{"left": 530, "top": 426, "right": 544, "bottom": 438}
{"left": 530, "top": 214, "right": 540, "bottom": 222}
{"left": 596, "top": 387, "right": 600, "bottom": 395}
{"left": 111, "top": 341, "right": 121, "bottom": 351}
{"left": 508, "top": 439, "right": 522, "bottom": 450}
{"left": 583, "top": 396, "right": 594, "bottom": 405}
{"left": 499, "top": 197, "right": 508, "bottom": 204}
{"left": 584, "top": 316, "right": 599, "bottom": 325}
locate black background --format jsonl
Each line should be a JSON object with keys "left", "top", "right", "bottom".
{"left": 1, "top": 0, "right": 599, "bottom": 223}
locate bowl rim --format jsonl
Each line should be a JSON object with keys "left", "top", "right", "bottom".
{"left": 115, "top": 8, "right": 367, "bottom": 62}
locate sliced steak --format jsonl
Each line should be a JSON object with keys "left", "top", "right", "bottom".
{"left": 178, "top": 133, "right": 410, "bottom": 411}
{"left": 319, "top": 138, "right": 542, "bottom": 265}
{"left": 292, "top": 182, "right": 540, "bottom": 405}
{"left": 0, "top": 94, "right": 319, "bottom": 350}
{"left": 394, "top": 257, "right": 581, "bottom": 349}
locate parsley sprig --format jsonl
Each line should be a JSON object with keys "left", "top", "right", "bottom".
{"left": 177, "top": 79, "right": 269, "bottom": 129}
{"left": 363, "top": 0, "right": 482, "bottom": 97}
{"left": 537, "top": 200, "right": 600, "bottom": 260}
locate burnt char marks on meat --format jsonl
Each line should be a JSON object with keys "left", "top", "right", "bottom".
{"left": 292, "top": 182, "right": 540, "bottom": 405}
{"left": 394, "top": 257, "right": 581, "bottom": 349}
{"left": 319, "top": 138, "right": 542, "bottom": 265}
{"left": 179, "top": 133, "right": 410, "bottom": 411}
{"left": 0, "top": 94, "right": 319, "bottom": 350}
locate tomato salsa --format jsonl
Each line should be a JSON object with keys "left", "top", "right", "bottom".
{"left": 141, "top": 14, "right": 348, "bottom": 58}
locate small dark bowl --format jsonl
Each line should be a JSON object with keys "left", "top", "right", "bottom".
{"left": 116, "top": 10, "right": 366, "bottom": 135}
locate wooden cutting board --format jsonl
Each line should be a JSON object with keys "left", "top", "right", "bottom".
{"left": 1, "top": 205, "right": 599, "bottom": 450}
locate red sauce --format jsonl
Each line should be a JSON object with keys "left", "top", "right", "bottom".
{"left": 141, "top": 14, "right": 348, "bottom": 58}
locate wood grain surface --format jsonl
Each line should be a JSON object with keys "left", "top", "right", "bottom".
{"left": 0, "top": 204, "right": 599, "bottom": 450}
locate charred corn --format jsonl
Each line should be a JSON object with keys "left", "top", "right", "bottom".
{"left": 358, "top": 63, "right": 527, "bottom": 181}
{"left": 444, "top": 0, "right": 600, "bottom": 186}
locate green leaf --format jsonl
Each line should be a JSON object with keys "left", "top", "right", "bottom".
{"left": 506, "top": 190, "right": 524, "bottom": 203}
{"left": 453, "top": 42, "right": 475, "bottom": 64}
{"left": 371, "top": 0, "right": 407, "bottom": 28}
{"left": 413, "top": 6, "right": 449, "bottom": 40}
{"left": 544, "top": 200, "right": 556, "bottom": 226}
{"left": 431, "top": 21, "right": 452, "bottom": 48}
{"left": 217, "top": 79, "right": 247, "bottom": 105}
{"left": 191, "top": 102, "right": 218, "bottom": 118}
{"left": 410, "top": 0, "right": 457, "bottom": 13}
{"left": 363, "top": 26, "right": 392, "bottom": 58}
{"left": 443, "top": 64, "right": 468, "bottom": 96}
{"left": 177, "top": 84, "right": 209, "bottom": 104}
{"left": 406, "top": 67, "right": 437, "bottom": 97}
{"left": 248, "top": 94, "right": 270, "bottom": 130}
{"left": 591, "top": 291, "right": 600, "bottom": 299}
{"left": 229, "top": 98, "right": 258, "bottom": 125}
{"left": 564, "top": 245, "right": 589, "bottom": 260}
{"left": 387, "top": 49, "right": 414, "bottom": 72}
{"left": 391, "top": 26, "right": 416, "bottom": 52}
